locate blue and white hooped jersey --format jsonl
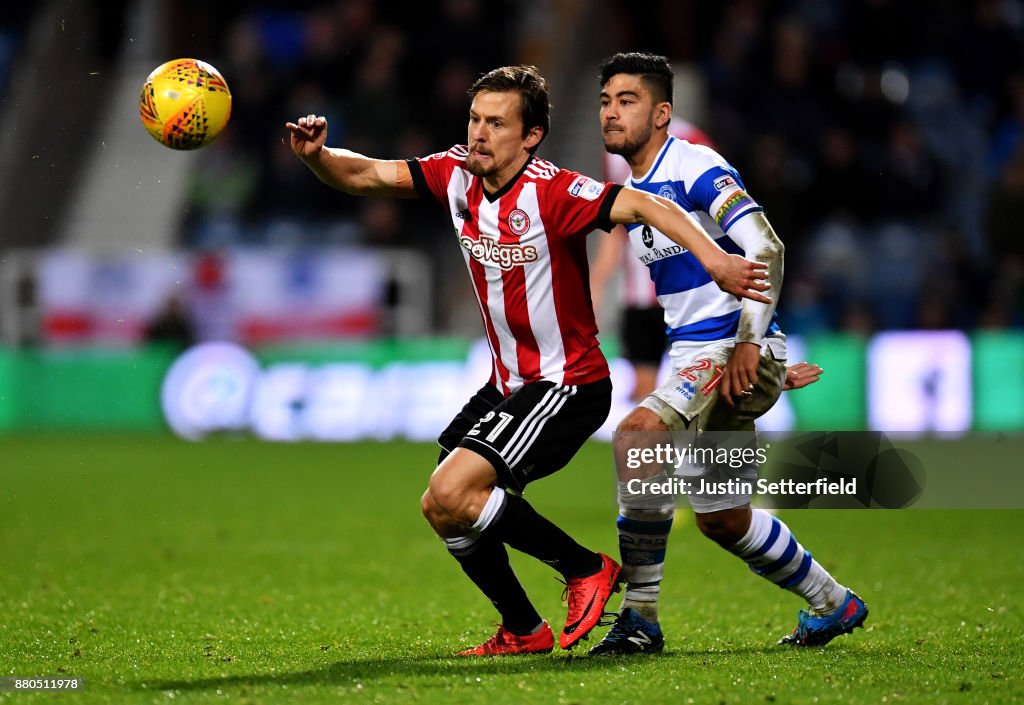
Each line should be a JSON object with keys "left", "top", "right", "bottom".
{"left": 624, "top": 136, "right": 782, "bottom": 345}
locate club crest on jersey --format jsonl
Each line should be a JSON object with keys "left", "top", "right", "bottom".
{"left": 658, "top": 184, "right": 678, "bottom": 203}
{"left": 568, "top": 175, "right": 605, "bottom": 201}
{"left": 459, "top": 234, "right": 538, "bottom": 270}
{"left": 508, "top": 208, "right": 530, "bottom": 235}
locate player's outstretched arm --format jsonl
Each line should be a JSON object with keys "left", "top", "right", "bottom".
{"left": 284, "top": 114, "right": 416, "bottom": 197}
{"left": 608, "top": 188, "right": 772, "bottom": 304}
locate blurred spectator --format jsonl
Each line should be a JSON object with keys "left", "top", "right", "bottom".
{"left": 809, "top": 125, "right": 876, "bottom": 224}
{"left": 191, "top": 253, "right": 235, "bottom": 342}
{"left": 145, "top": 294, "right": 196, "bottom": 350}
{"left": 876, "top": 118, "right": 942, "bottom": 220}
{"left": 988, "top": 143, "right": 1024, "bottom": 260}
{"left": 344, "top": 27, "right": 408, "bottom": 156}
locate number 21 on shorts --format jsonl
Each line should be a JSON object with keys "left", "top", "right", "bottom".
{"left": 467, "top": 411, "right": 515, "bottom": 442}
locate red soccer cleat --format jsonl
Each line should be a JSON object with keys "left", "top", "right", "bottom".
{"left": 559, "top": 553, "right": 622, "bottom": 649}
{"left": 456, "top": 621, "right": 555, "bottom": 656}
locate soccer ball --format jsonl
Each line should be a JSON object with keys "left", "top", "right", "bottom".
{"left": 139, "top": 58, "right": 232, "bottom": 150}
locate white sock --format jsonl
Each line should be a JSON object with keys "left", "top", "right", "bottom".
{"left": 731, "top": 508, "right": 849, "bottom": 614}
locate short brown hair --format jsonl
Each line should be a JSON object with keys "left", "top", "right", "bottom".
{"left": 468, "top": 65, "right": 550, "bottom": 153}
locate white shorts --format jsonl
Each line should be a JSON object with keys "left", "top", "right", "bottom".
{"left": 639, "top": 336, "right": 787, "bottom": 513}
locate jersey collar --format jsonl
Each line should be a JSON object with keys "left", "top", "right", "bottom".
{"left": 629, "top": 135, "right": 675, "bottom": 186}
{"left": 481, "top": 155, "right": 534, "bottom": 203}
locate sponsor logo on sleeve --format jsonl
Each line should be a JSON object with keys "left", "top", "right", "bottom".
{"left": 713, "top": 175, "right": 736, "bottom": 191}
{"left": 568, "top": 175, "right": 606, "bottom": 201}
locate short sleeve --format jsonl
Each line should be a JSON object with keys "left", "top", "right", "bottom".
{"left": 407, "top": 145, "right": 469, "bottom": 204}
{"left": 543, "top": 170, "right": 623, "bottom": 237}
{"left": 685, "top": 162, "right": 763, "bottom": 233}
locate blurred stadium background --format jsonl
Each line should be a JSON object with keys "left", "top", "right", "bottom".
{"left": 3, "top": 5, "right": 1024, "bottom": 703}
{"left": 1, "top": 0, "right": 1023, "bottom": 439}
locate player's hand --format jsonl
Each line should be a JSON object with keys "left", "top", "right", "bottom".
{"left": 708, "top": 254, "right": 773, "bottom": 305}
{"left": 784, "top": 362, "right": 823, "bottom": 390}
{"left": 720, "top": 342, "right": 761, "bottom": 408}
{"left": 285, "top": 114, "right": 328, "bottom": 159}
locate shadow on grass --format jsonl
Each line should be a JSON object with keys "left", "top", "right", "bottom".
{"left": 139, "top": 645, "right": 782, "bottom": 693}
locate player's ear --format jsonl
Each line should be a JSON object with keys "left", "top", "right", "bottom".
{"left": 655, "top": 102, "right": 672, "bottom": 130}
{"left": 524, "top": 126, "right": 544, "bottom": 151}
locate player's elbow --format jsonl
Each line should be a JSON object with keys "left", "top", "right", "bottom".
{"left": 765, "top": 236, "right": 784, "bottom": 262}
{"left": 755, "top": 218, "right": 785, "bottom": 260}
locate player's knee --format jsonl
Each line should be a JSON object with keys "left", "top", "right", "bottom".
{"left": 613, "top": 409, "right": 667, "bottom": 463}
{"left": 696, "top": 508, "right": 749, "bottom": 547}
{"left": 614, "top": 409, "right": 664, "bottom": 444}
{"left": 426, "top": 473, "right": 474, "bottom": 526}
{"left": 420, "top": 487, "right": 439, "bottom": 520}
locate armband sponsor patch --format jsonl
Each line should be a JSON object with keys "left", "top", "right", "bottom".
{"left": 568, "top": 176, "right": 605, "bottom": 201}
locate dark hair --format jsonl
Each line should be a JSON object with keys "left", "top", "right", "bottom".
{"left": 598, "top": 52, "right": 674, "bottom": 105}
{"left": 468, "top": 65, "right": 550, "bottom": 153}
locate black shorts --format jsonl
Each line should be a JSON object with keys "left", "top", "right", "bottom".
{"left": 437, "top": 377, "right": 612, "bottom": 493}
{"left": 621, "top": 306, "right": 667, "bottom": 366}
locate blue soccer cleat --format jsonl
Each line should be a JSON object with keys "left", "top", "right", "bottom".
{"left": 778, "top": 590, "right": 868, "bottom": 647}
{"left": 589, "top": 608, "right": 665, "bottom": 655}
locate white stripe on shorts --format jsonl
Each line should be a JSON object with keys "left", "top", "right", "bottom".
{"left": 505, "top": 385, "right": 577, "bottom": 469}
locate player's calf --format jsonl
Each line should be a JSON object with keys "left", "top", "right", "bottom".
{"left": 695, "top": 505, "right": 752, "bottom": 547}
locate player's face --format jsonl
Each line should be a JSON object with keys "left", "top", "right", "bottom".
{"left": 466, "top": 91, "right": 539, "bottom": 181}
{"left": 600, "top": 74, "right": 659, "bottom": 158}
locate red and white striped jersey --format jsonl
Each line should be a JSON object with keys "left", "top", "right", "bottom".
{"left": 409, "top": 145, "right": 622, "bottom": 395}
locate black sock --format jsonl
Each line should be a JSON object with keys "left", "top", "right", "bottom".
{"left": 446, "top": 532, "right": 542, "bottom": 636}
{"left": 489, "top": 493, "right": 602, "bottom": 580}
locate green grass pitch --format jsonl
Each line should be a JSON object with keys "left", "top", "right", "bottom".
{"left": 2, "top": 435, "right": 1022, "bottom": 704}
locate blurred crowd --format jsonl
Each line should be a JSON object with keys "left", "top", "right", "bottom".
{"left": 611, "top": 0, "right": 1024, "bottom": 332}
{"left": 182, "top": 0, "right": 1024, "bottom": 334}
{"left": 6, "top": 0, "right": 1024, "bottom": 336}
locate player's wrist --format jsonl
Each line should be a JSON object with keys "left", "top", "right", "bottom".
{"left": 702, "top": 247, "right": 729, "bottom": 278}
{"left": 300, "top": 144, "right": 327, "bottom": 165}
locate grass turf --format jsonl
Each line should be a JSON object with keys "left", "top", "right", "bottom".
{"left": 1, "top": 434, "right": 1022, "bottom": 704}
